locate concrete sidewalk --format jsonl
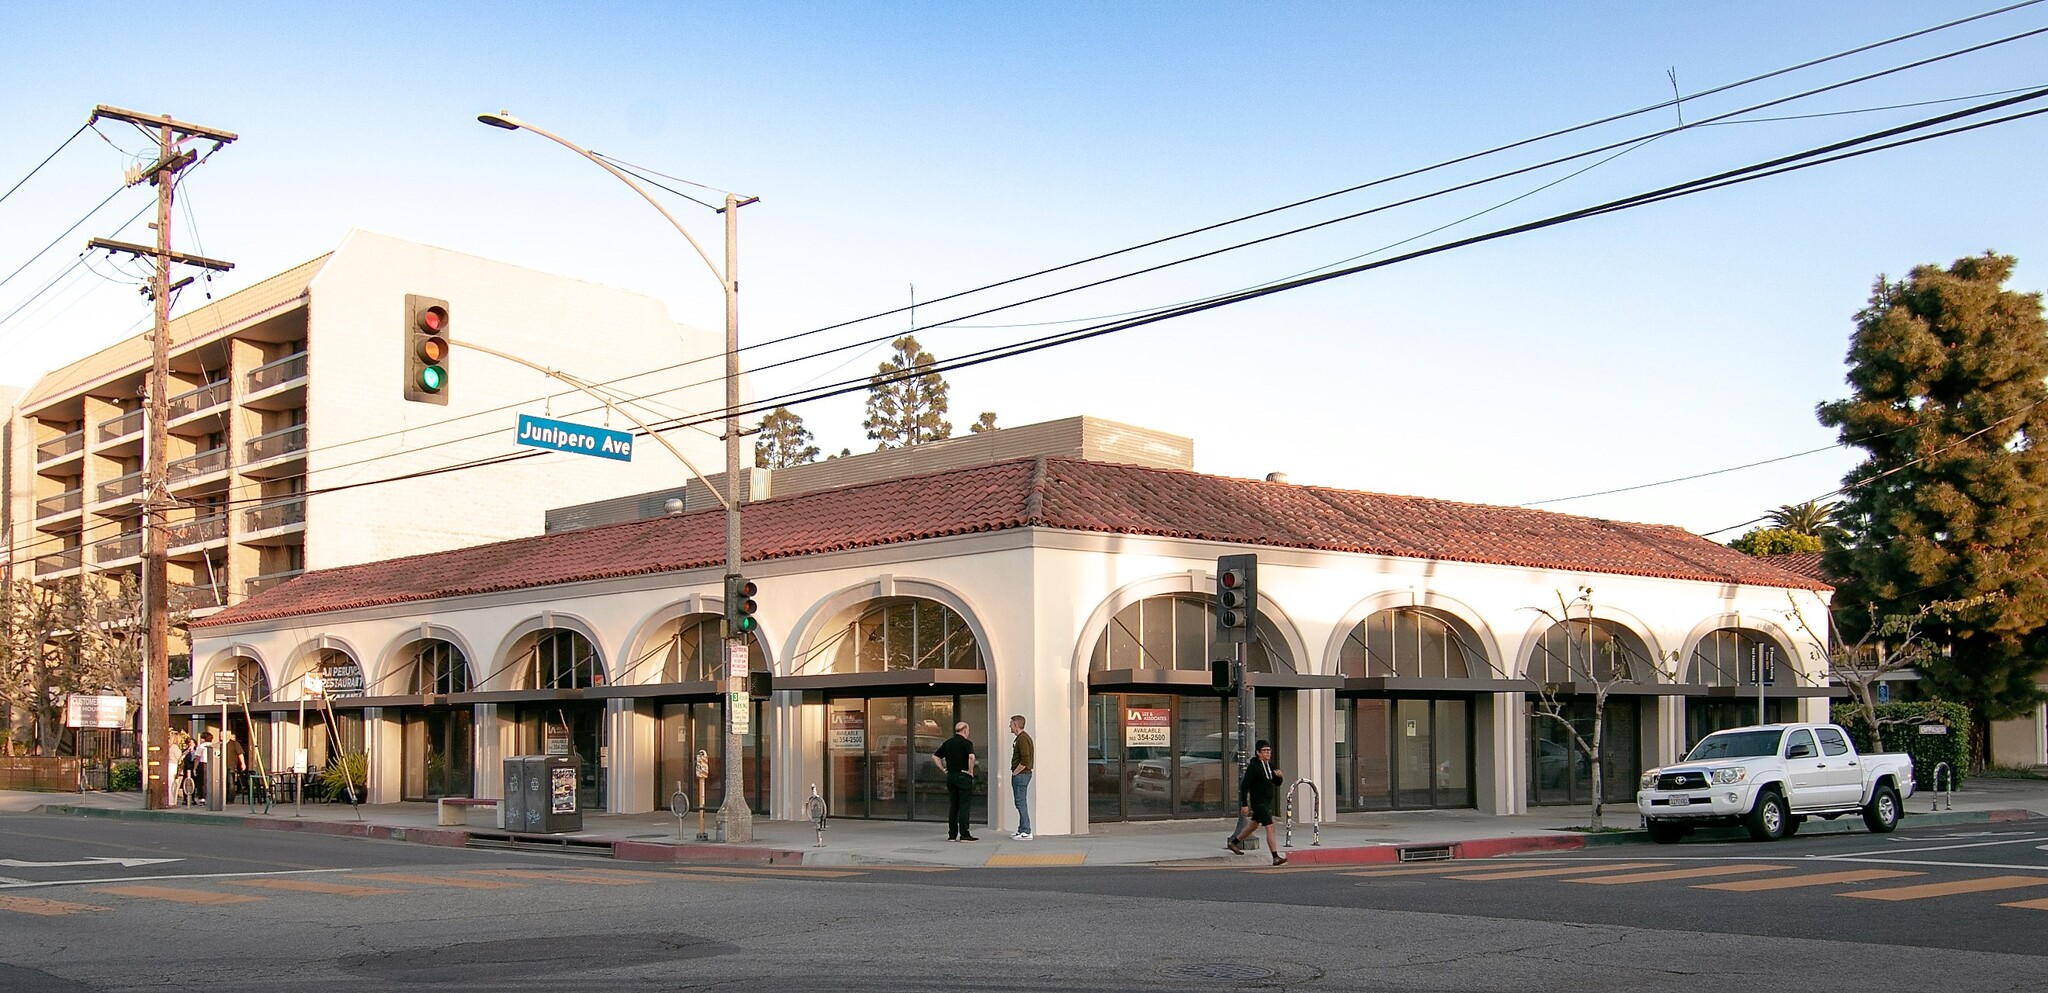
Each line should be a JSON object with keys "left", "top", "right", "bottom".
{"left": 11, "top": 777, "right": 2045, "bottom": 868}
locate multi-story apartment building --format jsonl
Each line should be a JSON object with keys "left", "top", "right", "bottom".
{"left": 3, "top": 230, "right": 732, "bottom": 630}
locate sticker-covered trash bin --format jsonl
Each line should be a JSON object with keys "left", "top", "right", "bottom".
{"left": 503, "top": 755, "right": 583, "bottom": 833}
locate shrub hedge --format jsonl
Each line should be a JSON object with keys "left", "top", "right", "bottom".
{"left": 1832, "top": 700, "right": 1971, "bottom": 790}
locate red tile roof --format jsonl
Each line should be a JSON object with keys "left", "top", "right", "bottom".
{"left": 194, "top": 457, "right": 1829, "bottom": 628}
{"left": 1761, "top": 550, "right": 1832, "bottom": 584}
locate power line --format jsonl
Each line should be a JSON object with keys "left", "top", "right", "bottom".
{"left": 0, "top": 123, "right": 88, "bottom": 209}
{"left": 690, "top": 1, "right": 2048, "bottom": 362}
{"left": 13, "top": 74, "right": 2047, "bottom": 567}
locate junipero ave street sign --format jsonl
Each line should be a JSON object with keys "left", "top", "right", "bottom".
{"left": 516, "top": 414, "right": 634, "bottom": 462}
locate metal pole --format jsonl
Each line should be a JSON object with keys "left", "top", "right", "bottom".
{"left": 717, "top": 191, "right": 753, "bottom": 843}
{"left": 1233, "top": 641, "right": 1252, "bottom": 847}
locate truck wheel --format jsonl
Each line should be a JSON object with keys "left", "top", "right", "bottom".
{"left": 1744, "top": 790, "right": 1788, "bottom": 841}
{"left": 1646, "top": 820, "right": 1687, "bottom": 845}
{"left": 1863, "top": 783, "right": 1902, "bottom": 833}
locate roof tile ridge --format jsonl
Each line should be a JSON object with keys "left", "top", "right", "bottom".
{"left": 1023, "top": 457, "right": 1050, "bottom": 523}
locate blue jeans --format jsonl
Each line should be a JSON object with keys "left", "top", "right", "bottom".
{"left": 1011, "top": 772, "right": 1032, "bottom": 834}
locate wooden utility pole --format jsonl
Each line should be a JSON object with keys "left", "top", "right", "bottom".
{"left": 84, "top": 106, "right": 235, "bottom": 810}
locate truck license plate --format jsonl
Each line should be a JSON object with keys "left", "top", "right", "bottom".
{"left": 1670, "top": 795, "right": 1691, "bottom": 806}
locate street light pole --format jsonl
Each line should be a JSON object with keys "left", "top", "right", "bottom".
{"left": 479, "top": 111, "right": 756, "bottom": 842}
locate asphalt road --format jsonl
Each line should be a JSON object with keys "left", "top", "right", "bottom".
{"left": 4, "top": 812, "right": 2046, "bottom": 992}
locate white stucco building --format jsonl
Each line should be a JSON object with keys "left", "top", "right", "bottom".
{"left": 187, "top": 426, "right": 1835, "bottom": 834}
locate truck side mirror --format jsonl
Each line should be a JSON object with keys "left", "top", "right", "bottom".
{"left": 1788, "top": 743, "right": 1814, "bottom": 758}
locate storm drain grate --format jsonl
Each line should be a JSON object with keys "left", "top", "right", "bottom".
{"left": 1397, "top": 845, "right": 1454, "bottom": 862}
{"left": 465, "top": 831, "right": 615, "bottom": 856}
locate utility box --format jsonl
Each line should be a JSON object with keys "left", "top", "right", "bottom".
{"left": 502, "top": 755, "right": 582, "bottom": 834}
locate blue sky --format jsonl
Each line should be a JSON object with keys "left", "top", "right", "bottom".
{"left": 4, "top": 2, "right": 2044, "bottom": 537}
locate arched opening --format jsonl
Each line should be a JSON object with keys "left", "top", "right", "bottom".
{"left": 1524, "top": 617, "right": 1657, "bottom": 807}
{"left": 505, "top": 627, "right": 607, "bottom": 809}
{"left": 627, "top": 614, "right": 771, "bottom": 814}
{"left": 811, "top": 597, "right": 988, "bottom": 824}
{"left": 1684, "top": 627, "right": 1798, "bottom": 747}
{"left": 1086, "top": 594, "right": 1293, "bottom": 822}
{"left": 1334, "top": 607, "right": 1493, "bottom": 811}
{"left": 393, "top": 638, "right": 472, "bottom": 800}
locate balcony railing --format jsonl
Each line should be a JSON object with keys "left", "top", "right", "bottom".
{"left": 168, "top": 447, "right": 229, "bottom": 484}
{"left": 36, "top": 429, "right": 84, "bottom": 463}
{"left": 92, "top": 532, "right": 142, "bottom": 564}
{"left": 245, "top": 351, "right": 308, "bottom": 393}
{"left": 34, "top": 549, "right": 82, "bottom": 575}
{"left": 98, "top": 409, "right": 144, "bottom": 443}
{"left": 244, "top": 424, "right": 307, "bottom": 464}
{"left": 171, "top": 582, "right": 226, "bottom": 611}
{"left": 245, "top": 570, "right": 303, "bottom": 597}
{"left": 168, "top": 379, "right": 229, "bottom": 420}
{"left": 96, "top": 471, "right": 143, "bottom": 504}
{"left": 166, "top": 513, "right": 228, "bottom": 548}
{"left": 36, "top": 489, "right": 83, "bottom": 519}
{"left": 243, "top": 496, "right": 306, "bottom": 532}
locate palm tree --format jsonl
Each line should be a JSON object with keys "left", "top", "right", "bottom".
{"left": 1767, "top": 499, "right": 1840, "bottom": 538}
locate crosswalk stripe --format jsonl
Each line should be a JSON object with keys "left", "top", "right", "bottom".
{"left": 94, "top": 885, "right": 264, "bottom": 905}
{"left": 228, "top": 878, "right": 406, "bottom": 897}
{"left": 353, "top": 873, "right": 519, "bottom": 889}
{"left": 1844, "top": 875, "right": 2048, "bottom": 902}
{"left": 1448, "top": 862, "right": 1672, "bottom": 881}
{"left": 0, "top": 894, "right": 108, "bottom": 916}
{"left": 1696, "top": 869, "right": 1923, "bottom": 892}
{"left": 472, "top": 869, "right": 649, "bottom": 886}
{"left": 1571, "top": 864, "right": 1792, "bottom": 885}
{"left": 2001, "top": 897, "right": 2048, "bottom": 911}
{"left": 675, "top": 866, "right": 868, "bottom": 878}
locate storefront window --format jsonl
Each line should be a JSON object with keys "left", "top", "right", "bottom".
{"left": 827, "top": 599, "right": 981, "bottom": 673}
{"left": 1339, "top": 608, "right": 1491, "bottom": 678}
{"left": 1687, "top": 629, "right": 1788, "bottom": 687}
{"left": 823, "top": 693, "right": 985, "bottom": 822}
{"left": 1087, "top": 693, "right": 1277, "bottom": 822}
{"left": 519, "top": 629, "right": 603, "bottom": 689}
{"left": 405, "top": 640, "right": 471, "bottom": 694}
{"left": 1525, "top": 618, "right": 1657, "bottom": 684}
{"left": 655, "top": 617, "right": 766, "bottom": 683}
{"left": 1090, "top": 595, "right": 1289, "bottom": 673}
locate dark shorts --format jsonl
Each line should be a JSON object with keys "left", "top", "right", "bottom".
{"left": 1246, "top": 803, "right": 1275, "bottom": 825}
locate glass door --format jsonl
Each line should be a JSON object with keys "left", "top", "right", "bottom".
{"left": 401, "top": 708, "right": 472, "bottom": 800}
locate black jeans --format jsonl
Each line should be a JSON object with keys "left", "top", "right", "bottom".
{"left": 946, "top": 771, "right": 974, "bottom": 838}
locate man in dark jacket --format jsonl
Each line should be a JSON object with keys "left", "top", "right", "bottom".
{"left": 1226, "top": 739, "right": 1287, "bottom": 865}
{"left": 932, "top": 721, "right": 978, "bottom": 842}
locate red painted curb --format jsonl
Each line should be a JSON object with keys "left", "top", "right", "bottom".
{"left": 614, "top": 841, "right": 808, "bottom": 866}
{"left": 1272, "top": 845, "right": 1401, "bottom": 865}
{"left": 1452, "top": 834, "right": 1588, "bottom": 859}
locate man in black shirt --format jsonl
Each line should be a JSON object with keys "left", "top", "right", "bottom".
{"left": 1226, "top": 739, "right": 1287, "bottom": 865}
{"left": 932, "top": 721, "right": 978, "bottom": 842}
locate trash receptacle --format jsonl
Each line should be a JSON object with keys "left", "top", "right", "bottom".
{"left": 503, "top": 755, "right": 582, "bottom": 834}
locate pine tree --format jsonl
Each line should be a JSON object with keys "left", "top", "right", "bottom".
{"left": 863, "top": 335, "right": 952, "bottom": 449}
{"left": 1817, "top": 253, "right": 2048, "bottom": 734}
{"left": 754, "top": 406, "right": 820, "bottom": 469}
{"left": 968, "top": 412, "right": 998, "bottom": 434}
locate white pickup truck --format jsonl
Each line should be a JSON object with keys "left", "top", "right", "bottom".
{"left": 1636, "top": 722, "right": 1914, "bottom": 843}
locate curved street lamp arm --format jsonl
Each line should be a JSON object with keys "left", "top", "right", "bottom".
{"left": 452, "top": 336, "right": 731, "bottom": 512}
{"left": 486, "top": 114, "right": 728, "bottom": 289}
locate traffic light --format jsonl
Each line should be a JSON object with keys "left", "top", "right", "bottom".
{"left": 724, "top": 574, "right": 759, "bottom": 638}
{"left": 403, "top": 294, "right": 451, "bottom": 404}
{"left": 1210, "top": 658, "right": 1239, "bottom": 695}
{"left": 748, "top": 671, "right": 773, "bottom": 699}
{"left": 1214, "top": 553, "right": 1258, "bottom": 643}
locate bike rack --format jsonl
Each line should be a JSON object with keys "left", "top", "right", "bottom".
{"left": 806, "top": 783, "right": 829, "bottom": 847}
{"left": 1930, "top": 762, "right": 1953, "bottom": 811}
{"left": 670, "top": 781, "right": 691, "bottom": 841}
{"left": 1282, "top": 778, "right": 1322, "bottom": 848}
